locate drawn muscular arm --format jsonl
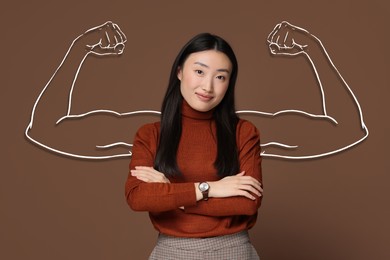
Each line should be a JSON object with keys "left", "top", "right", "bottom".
{"left": 25, "top": 21, "right": 368, "bottom": 160}
{"left": 239, "top": 22, "right": 368, "bottom": 159}
{"left": 25, "top": 22, "right": 158, "bottom": 159}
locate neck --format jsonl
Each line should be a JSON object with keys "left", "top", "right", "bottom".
{"left": 181, "top": 100, "right": 214, "bottom": 120}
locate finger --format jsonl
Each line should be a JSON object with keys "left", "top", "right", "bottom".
{"left": 237, "top": 190, "right": 257, "bottom": 200}
{"left": 134, "top": 166, "right": 147, "bottom": 171}
{"left": 282, "top": 31, "right": 290, "bottom": 47}
{"left": 270, "top": 23, "right": 292, "bottom": 48}
{"left": 275, "top": 34, "right": 282, "bottom": 46}
{"left": 105, "top": 30, "right": 112, "bottom": 46}
{"left": 88, "top": 34, "right": 117, "bottom": 55}
{"left": 237, "top": 175, "right": 260, "bottom": 184}
{"left": 112, "top": 29, "right": 124, "bottom": 46}
{"left": 112, "top": 24, "right": 122, "bottom": 43}
{"left": 236, "top": 179, "right": 261, "bottom": 194}
{"left": 105, "top": 29, "right": 120, "bottom": 48}
{"left": 135, "top": 166, "right": 162, "bottom": 176}
{"left": 97, "top": 29, "right": 110, "bottom": 48}
{"left": 131, "top": 169, "right": 156, "bottom": 177}
{"left": 131, "top": 170, "right": 152, "bottom": 181}
{"left": 135, "top": 175, "right": 165, "bottom": 183}
{"left": 131, "top": 169, "right": 155, "bottom": 178}
{"left": 132, "top": 168, "right": 169, "bottom": 183}
{"left": 268, "top": 42, "right": 280, "bottom": 54}
{"left": 280, "top": 30, "right": 299, "bottom": 50}
{"left": 136, "top": 166, "right": 167, "bottom": 177}
{"left": 252, "top": 181, "right": 263, "bottom": 193}
{"left": 257, "top": 184, "right": 264, "bottom": 193}
{"left": 135, "top": 166, "right": 155, "bottom": 173}
{"left": 97, "top": 22, "right": 117, "bottom": 47}
{"left": 240, "top": 184, "right": 262, "bottom": 197}
{"left": 268, "top": 41, "right": 304, "bottom": 56}
{"left": 134, "top": 175, "right": 152, "bottom": 183}
{"left": 276, "top": 27, "right": 290, "bottom": 47}
{"left": 237, "top": 177, "right": 263, "bottom": 193}
{"left": 241, "top": 183, "right": 264, "bottom": 198}
{"left": 132, "top": 172, "right": 159, "bottom": 182}
{"left": 114, "top": 43, "right": 125, "bottom": 54}
{"left": 113, "top": 34, "right": 119, "bottom": 45}
{"left": 113, "top": 23, "right": 127, "bottom": 43}
{"left": 267, "top": 23, "right": 281, "bottom": 43}
{"left": 88, "top": 46, "right": 117, "bottom": 56}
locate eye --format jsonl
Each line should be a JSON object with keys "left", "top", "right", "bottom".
{"left": 195, "top": 70, "right": 204, "bottom": 75}
{"left": 216, "top": 75, "right": 226, "bottom": 81}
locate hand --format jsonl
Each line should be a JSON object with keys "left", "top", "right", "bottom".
{"left": 267, "top": 21, "right": 317, "bottom": 56}
{"left": 209, "top": 171, "right": 263, "bottom": 200}
{"left": 130, "top": 166, "right": 170, "bottom": 183}
{"left": 78, "top": 21, "right": 127, "bottom": 56}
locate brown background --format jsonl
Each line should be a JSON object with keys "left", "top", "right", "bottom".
{"left": 1, "top": 0, "right": 389, "bottom": 259}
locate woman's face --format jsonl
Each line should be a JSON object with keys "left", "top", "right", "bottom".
{"left": 177, "top": 50, "right": 232, "bottom": 112}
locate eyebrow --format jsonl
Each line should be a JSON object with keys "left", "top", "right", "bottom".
{"left": 194, "top": 62, "right": 230, "bottom": 74}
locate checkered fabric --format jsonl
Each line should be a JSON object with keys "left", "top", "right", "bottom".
{"left": 148, "top": 231, "right": 260, "bottom": 260}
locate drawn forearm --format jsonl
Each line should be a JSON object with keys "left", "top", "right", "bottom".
{"left": 304, "top": 39, "right": 364, "bottom": 129}
{"left": 28, "top": 39, "right": 89, "bottom": 130}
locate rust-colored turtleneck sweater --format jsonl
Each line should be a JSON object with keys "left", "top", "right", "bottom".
{"left": 125, "top": 101, "right": 262, "bottom": 238}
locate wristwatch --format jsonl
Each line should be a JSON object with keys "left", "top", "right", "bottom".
{"left": 198, "top": 182, "right": 210, "bottom": 201}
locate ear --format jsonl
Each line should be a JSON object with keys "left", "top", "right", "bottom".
{"left": 177, "top": 67, "right": 183, "bottom": 81}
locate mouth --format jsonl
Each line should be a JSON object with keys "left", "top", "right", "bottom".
{"left": 196, "top": 92, "right": 213, "bottom": 102}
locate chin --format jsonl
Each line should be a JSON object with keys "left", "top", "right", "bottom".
{"left": 193, "top": 106, "right": 208, "bottom": 112}
{"left": 191, "top": 103, "right": 214, "bottom": 112}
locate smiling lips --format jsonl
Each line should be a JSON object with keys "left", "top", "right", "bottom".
{"left": 196, "top": 92, "right": 213, "bottom": 102}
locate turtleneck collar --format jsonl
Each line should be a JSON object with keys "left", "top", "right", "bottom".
{"left": 181, "top": 100, "right": 214, "bottom": 120}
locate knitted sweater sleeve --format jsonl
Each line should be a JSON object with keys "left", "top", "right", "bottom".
{"left": 184, "top": 120, "right": 263, "bottom": 217}
{"left": 125, "top": 123, "right": 197, "bottom": 212}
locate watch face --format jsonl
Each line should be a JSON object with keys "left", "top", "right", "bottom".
{"left": 199, "top": 182, "right": 209, "bottom": 192}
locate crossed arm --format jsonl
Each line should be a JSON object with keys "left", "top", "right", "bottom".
{"left": 125, "top": 122, "right": 263, "bottom": 216}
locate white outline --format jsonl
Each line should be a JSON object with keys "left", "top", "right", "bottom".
{"left": 25, "top": 21, "right": 369, "bottom": 160}
{"left": 254, "top": 21, "right": 369, "bottom": 159}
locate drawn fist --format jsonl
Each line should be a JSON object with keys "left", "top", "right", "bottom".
{"left": 267, "top": 21, "right": 316, "bottom": 56}
{"left": 81, "top": 21, "right": 127, "bottom": 56}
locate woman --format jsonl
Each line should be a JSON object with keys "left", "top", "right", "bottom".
{"left": 125, "top": 33, "right": 263, "bottom": 259}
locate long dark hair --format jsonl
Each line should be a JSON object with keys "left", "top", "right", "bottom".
{"left": 154, "top": 33, "right": 239, "bottom": 178}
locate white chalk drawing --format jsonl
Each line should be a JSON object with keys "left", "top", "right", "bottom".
{"left": 25, "top": 21, "right": 369, "bottom": 160}
{"left": 238, "top": 21, "right": 369, "bottom": 159}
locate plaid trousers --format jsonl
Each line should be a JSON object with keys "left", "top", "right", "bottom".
{"left": 148, "top": 231, "right": 260, "bottom": 260}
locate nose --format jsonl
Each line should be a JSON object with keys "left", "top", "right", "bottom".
{"left": 202, "top": 77, "right": 213, "bottom": 93}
